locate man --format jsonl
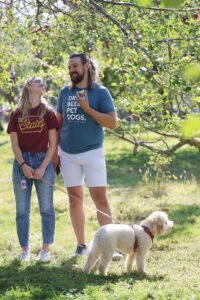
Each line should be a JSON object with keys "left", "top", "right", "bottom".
{"left": 55, "top": 52, "right": 122, "bottom": 260}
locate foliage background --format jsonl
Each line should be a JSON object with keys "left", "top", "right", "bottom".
{"left": 1, "top": 0, "right": 200, "bottom": 156}
{"left": 0, "top": 3, "right": 200, "bottom": 297}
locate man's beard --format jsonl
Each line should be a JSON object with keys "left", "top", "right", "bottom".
{"left": 70, "top": 72, "right": 84, "bottom": 84}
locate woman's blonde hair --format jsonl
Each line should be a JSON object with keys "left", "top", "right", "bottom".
{"left": 18, "top": 76, "right": 49, "bottom": 119}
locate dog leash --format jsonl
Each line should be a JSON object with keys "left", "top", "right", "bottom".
{"left": 40, "top": 177, "right": 122, "bottom": 224}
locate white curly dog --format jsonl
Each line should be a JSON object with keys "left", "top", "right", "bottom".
{"left": 83, "top": 211, "right": 173, "bottom": 275}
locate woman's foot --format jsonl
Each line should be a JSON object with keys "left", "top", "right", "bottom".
{"left": 20, "top": 250, "right": 30, "bottom": 262}
{"left": 36, "top": 249, "right": 50, "bottom": 262}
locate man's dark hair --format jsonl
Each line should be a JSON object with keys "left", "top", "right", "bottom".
{"left": 69, "top": 52, "right": 96, "bottom": 90}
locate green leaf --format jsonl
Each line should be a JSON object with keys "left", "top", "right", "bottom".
{"left": 160, "top": 0, "right": 183, "bottom": 8}
{"left": 183, "top": 63, "right": 200, "bottom": 82}
{"left": 181, "top": 115, "right": 200, "bottom": 139}
{"left": 135, "top": 0, "right": 153, "bottom": 6}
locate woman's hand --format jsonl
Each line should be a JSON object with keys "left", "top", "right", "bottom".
{"left": 21, "top": 164, "right": 35, "bottom": 179}
{"left": 33, "top": 166, "right": 45, "bottom": 180}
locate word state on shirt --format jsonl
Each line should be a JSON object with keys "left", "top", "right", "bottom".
{"left": 19, "top": 116, "right": 45, "bottom": 134}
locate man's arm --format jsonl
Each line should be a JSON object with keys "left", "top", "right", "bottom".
{"left": 76, "top": 92, "right": 117, "bottom": 129}
{"left": 52, "top": 112, "right": 63, "bottom": 172}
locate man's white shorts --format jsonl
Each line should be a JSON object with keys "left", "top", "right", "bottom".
{"left": 59, "top": 147, "right": 107, "bottom": 187}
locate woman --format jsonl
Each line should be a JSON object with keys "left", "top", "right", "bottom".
{"left": 7, "top": 76, "right": 59, "bottom": 262}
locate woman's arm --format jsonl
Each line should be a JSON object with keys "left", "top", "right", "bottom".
{"left": 10, "top": 132, "right": 34, "bottom": 178}
{"left": 34, "top": 128, "right": 57, "bottom": 179}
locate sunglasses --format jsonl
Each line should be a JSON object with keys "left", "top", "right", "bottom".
{"left": 30, "top": 79, "right": 47, "bottom": 88}
{"left": 33, "top": 79, "right": 44, "bottom": 84}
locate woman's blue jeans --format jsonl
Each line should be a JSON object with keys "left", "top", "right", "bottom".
{"left": 12, "top": 152, "right": 55, "bottom": 247}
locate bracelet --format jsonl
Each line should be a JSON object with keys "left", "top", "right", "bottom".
{"left": 20, "top": 161, "right": 26, "bottom": 168}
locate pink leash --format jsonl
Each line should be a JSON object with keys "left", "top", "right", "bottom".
{"left": 41, "top": 177, "right": 122, "bottom": 224}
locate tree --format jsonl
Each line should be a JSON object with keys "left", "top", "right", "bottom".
{"left": 0, "top": 0, "right": 200, "bottom": 156}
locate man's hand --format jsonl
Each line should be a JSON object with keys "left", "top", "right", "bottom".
{"left": 52, "top": 152, "right": 61, "bottom": 175}
{"left": 76, "top": 91, "right": 90, "bottom": 113}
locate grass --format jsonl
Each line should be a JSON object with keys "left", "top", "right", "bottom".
{"left": 0, "top": 127, "right": 200, "bottom": 300}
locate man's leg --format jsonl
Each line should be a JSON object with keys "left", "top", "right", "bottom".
{"left": 89, "top": 186, "right": 123, "bottom": 261}
{"left": 89, "top": 186, "right": 112, "bottom": 225}
{"left": 68, "top": 185, "right": 85, "bottom": 245}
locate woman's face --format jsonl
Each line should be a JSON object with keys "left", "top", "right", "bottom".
{"left": 27, "top": 77, "right": 46, "bottom": 97}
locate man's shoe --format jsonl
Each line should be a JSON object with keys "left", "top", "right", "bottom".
{"left": 112, "top": 250, "right": 123, "bottom": 261}
{"left": 36, "top": 250, "right": 50, "bottom": 262}
{"left": 20, "top": 250, "right": 30, "bottom": 262}
{"left": 73, "top": 244, "right": 87, "bottom": 258}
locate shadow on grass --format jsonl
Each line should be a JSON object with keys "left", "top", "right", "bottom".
{"left": 168, "top": 204, "right": 200, "bottom": 235}
{"left": 169, "top": 204, "right": 200, "bottom": 225}
{"left": 0, "top": 257, "right": 162, "bottom": 299}
{"left": 0, "top": 141, "right": 8, "bottom": 147}
{"left": 157, "top": 204, "right": 200, "bottom": 241}
{"left": 106, "top": 147, "right": 200, "bottom": 187}
{"left": 106, "top": 150, "right": 149, "bottom": 186}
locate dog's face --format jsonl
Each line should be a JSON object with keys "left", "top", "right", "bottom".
{"left": 141, "top": 211, "right": 174, "bottom": 236}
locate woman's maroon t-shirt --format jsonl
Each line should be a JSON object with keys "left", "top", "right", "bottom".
{"left": 7, "top": 106, "right": 59, "bottom": 153}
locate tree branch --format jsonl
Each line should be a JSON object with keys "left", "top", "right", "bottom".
{"left": 98, "top": 0, "right": 200, "bottom": 12}
{"left": 106, "top": 129, "right": 200, "bottom": 155}
{"left": 89, "top": 0, "right": 128, "bottom": 36}
{"left": 89, "top": 0, "right": 157, "bottom": 66}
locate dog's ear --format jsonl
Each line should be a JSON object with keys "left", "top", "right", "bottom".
{"left": 152, "top": 215, "right": 164, "bottom": 235}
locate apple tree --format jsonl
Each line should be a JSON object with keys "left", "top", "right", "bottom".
{"left": 0, "top": 0, "right": 200, "bottom": 158}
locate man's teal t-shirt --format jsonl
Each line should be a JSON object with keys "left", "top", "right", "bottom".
{"left": 57, "top": 83, "right": 115, "bottom": 154}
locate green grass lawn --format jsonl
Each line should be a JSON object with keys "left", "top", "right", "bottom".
{"left": 0, "top": 129, "right": 200, "bottom": 300}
